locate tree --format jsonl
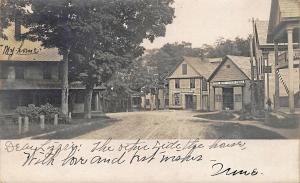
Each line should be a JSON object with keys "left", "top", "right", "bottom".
{"left": 205, "top": 36, "right": 250, "bottom": 58}
{"left": 68, "top": 0, "right": 175, "bottom": 118}
{"left": 0, "top": 0, "right": 74, "bottom": 117}
{"left": 1, "top": 0, "right": 175, "bottom": 118}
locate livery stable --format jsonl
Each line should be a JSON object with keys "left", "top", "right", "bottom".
{"left": 208, "top": 55, "right": 252, "bottom": 111}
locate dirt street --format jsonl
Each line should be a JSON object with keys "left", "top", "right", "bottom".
{"left": 76, "top": 110, "right": 209, "bottom": 139}
{"left": 76, "top": 110, "right": 287, "bottom": 139}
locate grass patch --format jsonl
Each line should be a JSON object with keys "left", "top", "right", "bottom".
{"left": 33, "top": 118, "right": 117, "bottom": 139}
{"left": 194, "top": 111, "right": 236, "bottom": 121}
{"left": 203, "top": 122, "right": 285, "bottom": 139}
{"left": 0, "top": 115, "right": 111, "bottom": 139}
{"left": 263, "top": 113, "right": 299, "bottom": 129}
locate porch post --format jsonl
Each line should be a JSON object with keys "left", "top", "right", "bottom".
{"left": 274, "top": 42, "right": 280, "bottom": 111}
{"left": 94, "top": 92, "right": 99, "bottom": 111}
{"left": 299, "top": 21, "right": 300, "bottom": 106}
{"left": 287, "top": 28, "right": 295, "bottom": 113}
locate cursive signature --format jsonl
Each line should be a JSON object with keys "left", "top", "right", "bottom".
{"left": 211, "top": 160, "right": 261, "bottom": 176}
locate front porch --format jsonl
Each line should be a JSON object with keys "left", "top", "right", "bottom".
{"left": 267, "top": 0, "right": 300, "bottom": 113}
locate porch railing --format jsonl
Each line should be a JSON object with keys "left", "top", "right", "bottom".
{"left": 278, "top": 49, "right": 300, "bottom": 65}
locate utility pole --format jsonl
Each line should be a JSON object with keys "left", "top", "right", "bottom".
{"left": 249, "top": 35, "right": 256, "bottom": 115}
{"left": 252, "top": 18, "right": 262, "bottom": 111}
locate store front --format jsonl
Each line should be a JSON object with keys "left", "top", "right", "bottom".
{"left": 208, "top": 56, "right": 252, "bottom": 111}
{"left": 212, "top": 80, "right": 245, "bottom": 111}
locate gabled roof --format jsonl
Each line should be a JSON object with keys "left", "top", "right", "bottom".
{"left": 267, "top": 0, "right": 300, "bottom": 42}
{"left": 208, "top": 55, "right": 251, "bottom": 81}
{"left": 184, "top": 57, "right": 221, "bottom": 79}
{"left": 0, "top": 24, "right": 62, "bottom": 62}
{"left": 227, "top": 55, "right": 251, "bottom": 79}
{"left": 167, "top": 56, "right": 221, "bottom": 79}
{"left": 277, "top": 0, "right": 300, "bottom": 18}
{"left": 255, "top": 20, "right": 271, "bottom": 46}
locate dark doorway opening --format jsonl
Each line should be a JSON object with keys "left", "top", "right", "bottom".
{"left": 185, "top": 95, "right": 195, "bottom": 110}
{"left": 223, "top": 88, "right": 234, "bottom": 110}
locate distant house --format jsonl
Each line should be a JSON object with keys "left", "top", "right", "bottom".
{"left": 0, "top": 23, "right": 104, "bottom": 114}
{"left": 208, "top": 55, "right": 252, "bottom": 111}
{"left": 167, "top": 56, "right": 221, "bottom": 110}
{"left": 141, "top": 88, "right": 168, "bottom": 110}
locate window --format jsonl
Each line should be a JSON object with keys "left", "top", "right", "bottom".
{"left": 215, "top": 95, "right": 222, "bottom": 102}
{"left": 174, "top": 93, "right": 180, "bottom": 106}
{"left": 15, "top": 66, "right": 24, "bottom": 79}
{"left": 0, "top": 65, "right": 8, "bottom": 79}
{"left": 226, "top": 64, "right": 231, "bottom": 68}
{"left": 43, "top": 67, "right": 52, "bottom": 79}
{"left": 190, "top": 78, "right": 195, "bottom": 88}
{"left": 175, "top": 79, "right": 180, "bottom": 88}
{"left": 234, "top": 94, "right": 242, "bottom": 102}
{"left": 182, "top": 64, "right": 187, "bottom": 75}
{"left": 202, "top": 79, "right": 207, "bottom": 91}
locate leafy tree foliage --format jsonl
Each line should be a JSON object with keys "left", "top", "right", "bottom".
{"left": 205, "top": 36, "right": 251, "bottom": 58}
{"left": 1, "top": 0, "right": 175, "bottom": 118}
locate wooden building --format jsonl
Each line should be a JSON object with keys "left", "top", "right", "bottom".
{"left": 208, "top": 56, "right": 252, "bottom": 111}
{"left": 141, "top": 88, "right": 168, "bottom": 110}
{"left": 253, "top": 19, "right": 300, "bottom": 109}
{"left": 0, "top": 23, "right": 104, "bottom": 114}
{"left": 266, "top": 0, "right": 300, "bottom": 113}
{"left": 167, "top": 57, "right": 221, "bottom": 110}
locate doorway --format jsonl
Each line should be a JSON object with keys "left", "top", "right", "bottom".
{"left": 185, "top": 95, "right": 195, "bottom": 110}
{"left": 223, "top": 88, "right": 234, "bottom": 110}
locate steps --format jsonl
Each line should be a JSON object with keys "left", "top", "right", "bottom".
{"left": 275, "top": 70, "right": 289, "bottom": 95}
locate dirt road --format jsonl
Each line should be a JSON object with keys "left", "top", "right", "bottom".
{"left": 76, "top": 110, "right": 210, "bottom": 139}
{"left": 76, "top": 110, "right": 286, "bottom": 139}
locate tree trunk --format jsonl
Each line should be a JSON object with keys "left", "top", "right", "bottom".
{"left": 155, "top": 90, "right": 159, "bottom": 110}
{"left": 61, "top": 49, "right": 70, "bottom": 117}
{"left": 84, "top": 86, "right": 93, "bottom": 119}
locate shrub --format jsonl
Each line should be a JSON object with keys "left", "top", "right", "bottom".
{"left": 40, "top": 103, "right": 60, "bottom": 123}
{"left": 16, "top": 103, "right": 59, "bottom": 123}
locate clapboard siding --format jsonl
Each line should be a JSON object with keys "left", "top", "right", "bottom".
{"left": 169, "top": 78, "right": 201, "bottom": 90}
{"left": 278, "top": 0, "right": 300, "bottom": 18}
{"left": 210, "top": 59, "right": 248, "bottom": 82}
{"left": 169, "top": 60, "right": 200, "bottom": 79}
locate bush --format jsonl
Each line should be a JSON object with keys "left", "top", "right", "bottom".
{"left": 16, "top": 103, "right": 59, "bottom": 123}
{"left": 40, "top": 103, "right": 60, "bottom": 123}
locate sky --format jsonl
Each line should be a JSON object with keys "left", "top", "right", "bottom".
{"left": 142, "top": 0, "right": 271, "bottom": 49}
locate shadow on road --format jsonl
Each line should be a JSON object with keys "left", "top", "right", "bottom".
{"left": 194, "top": 111, "right": 236, "bottom": 121}
{"left": 33, "top": 118, "right": 118, "bottom": 139}
{"left": 201, "top": 122, "right": 285, "bottom": 139}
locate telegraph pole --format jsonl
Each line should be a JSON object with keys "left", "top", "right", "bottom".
{"left": 249, "top": 35, "right": 256, "bottom": 115}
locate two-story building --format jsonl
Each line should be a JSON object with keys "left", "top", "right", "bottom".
{"left": 167, "top": 57, "right": 221, "bottom": 111}
{"left": 265, "top": 0, "right": 300, "bottom": 113}
{"left": 253, "top": 19, "right": 300, "bottom": 110}
{"left": 0, "top": 23, "right": 103, "bottom": 114}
